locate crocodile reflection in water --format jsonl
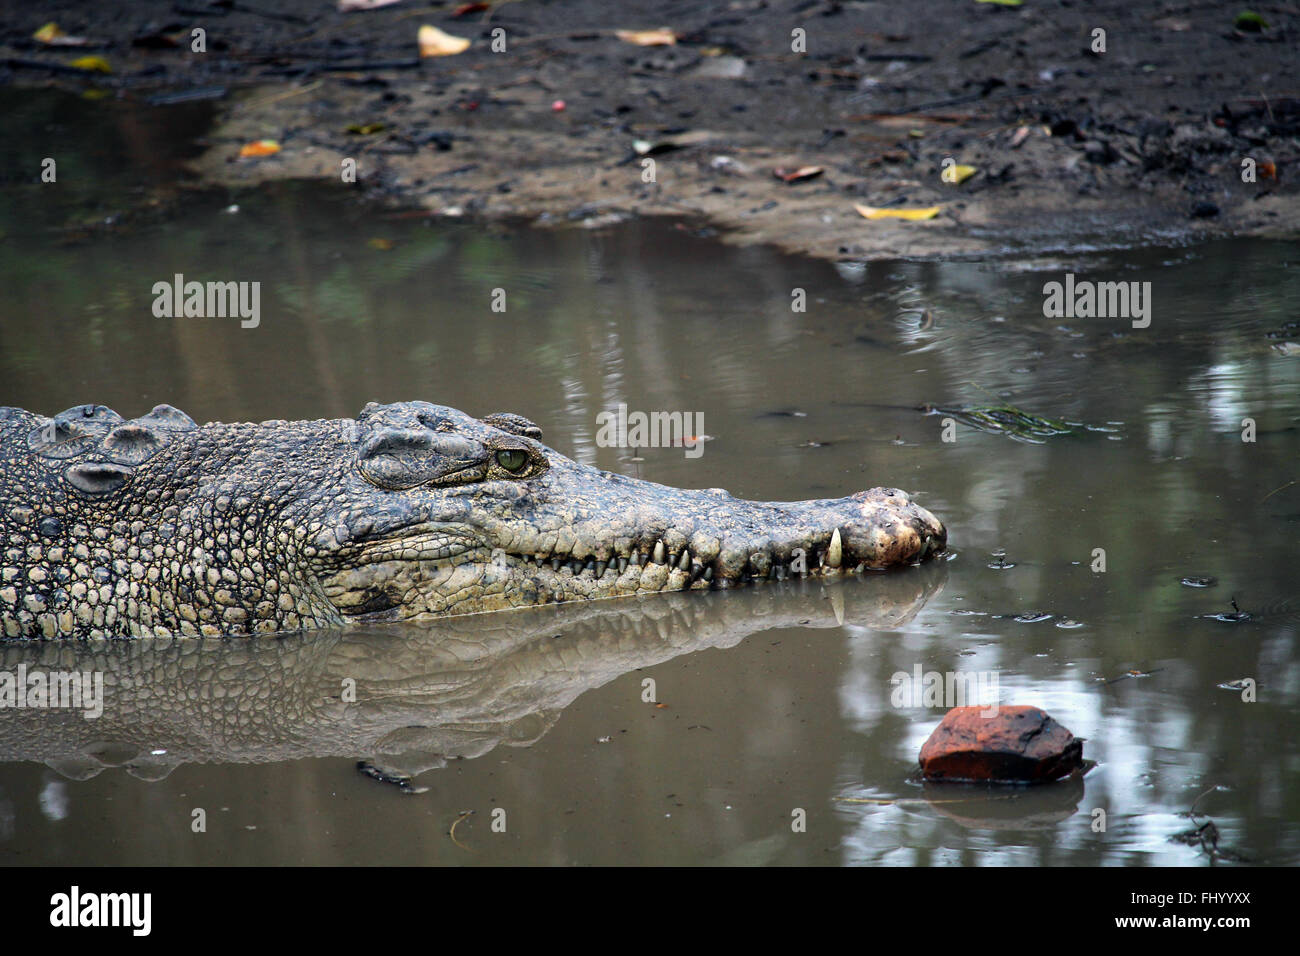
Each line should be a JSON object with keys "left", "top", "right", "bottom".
{"left": 0, "top": 565, "right": 945, "bottom": 783}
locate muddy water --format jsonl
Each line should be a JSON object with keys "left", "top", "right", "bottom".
{"left": 1, "top": 96, "right": 1298, "bottom": 867}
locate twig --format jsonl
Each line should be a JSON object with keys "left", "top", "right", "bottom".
{"left": 449, "top": 810, "right": 476, "bottom": 852}
{"left": 1262, "top": 478, "right": 1298, "bottom": 503}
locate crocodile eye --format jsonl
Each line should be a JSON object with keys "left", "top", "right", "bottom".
{"left": 496, "top": 449, "right": 528, "bottom": 473}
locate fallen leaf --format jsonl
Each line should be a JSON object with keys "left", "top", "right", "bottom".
{"left": 616, "top": 28, "right": 677, "bottom": 46}
{"left": 1259, "top": 160, "right": 1277, "bottom": 179}
{"left": 239, "top": 139, "right": 281, "bottom": 158}
{"left": 418, "top": 24, "right": 471, "bottom": 57}
{"left": 1234, "top": 11, "right": 1268, "bottom": 32}
{"left": 975, "top": 0, "right": 1023, "bottom": 5}
{"left": 346, "top": 122, "right": 387, "bottom": 135}
{"left": 68, "top": 55, "right": 111, "bottom": 73}
{"left": 367, "top": 238, "right": 395, "bottom": 250}
{"left": 34, "top": 22, "right": 92, "bottom": 47}
{"left": 943, "top": 163, "right": 977, "bottom": 184}
{"left": 338, "top": 0, "right": 402, "bottom": 10}
{"left": 452, "top": 2, "right": 491, "bottom": 16}
{"left": 773, "top": 165, "right": 824, "bottom": 183}
{"left": 854, "top": 203, "right": 941, "bottom": 221}
{"left": 1008, "top": 125, "right": 1030, "bottom": 148}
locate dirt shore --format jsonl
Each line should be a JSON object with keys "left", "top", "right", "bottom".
{"left": 5, "top": 0, "right": 1298, "bottom": 260}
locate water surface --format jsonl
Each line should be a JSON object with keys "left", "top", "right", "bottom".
{"left": 0, "top": 92, "right": 1297, "bottom": 866}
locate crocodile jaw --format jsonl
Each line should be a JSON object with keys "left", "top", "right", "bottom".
{"left": 314, "top": 476, "right": 947, "bottom": 621}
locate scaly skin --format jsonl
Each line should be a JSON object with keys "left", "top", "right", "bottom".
{"left": 0, "top": 400, "right": 946, "bottom": 639}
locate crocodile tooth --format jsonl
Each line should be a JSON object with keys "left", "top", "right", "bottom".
{"left": 535, "top": 555, "right": 545, "bottom": 567}
{"left": 826, "top": 528, "right": 843, "bottom": 569}
{"left": 581, "top": 558, "right": 593, "bottom": 575}
{"left": 594, "top": 560, "right": 607, "bottom": 578}
{"left": 668, "top": 551, "right": 681, "bottom": 569}
{"left": 551, "top": 557, "right": 562, "bottom": 572}
{"left": 688, "top": 561, "right": 705, "bottom": 582}
{"left": 652, "top": 541, "right": 665, "bottom": 565}
{"left": 617, "top": 556, "right": 628, "bottom": 574}
{"left": 629, "top": 552, "right": 641, "bottom": 567}
{"left": 703, "top": 566, "right": 713, "bottom": 582}
{"left": 677, "top": 550, "right": 691, "bottom": 571}
{"left": 570, "top": 559, "right": 582, "bottom": 574}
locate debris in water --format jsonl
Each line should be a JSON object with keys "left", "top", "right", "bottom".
{"left": 1202, "top": 596, "right": 1252, "bottom": 623}
{"left": 919, "top": 705, "right": 1085, "bottom": 783}
{"left": 356, "top": 760, "right": 429, "bottom": 794}
{"left": 919, "top": 401, "right": 1118, "bottom": 443}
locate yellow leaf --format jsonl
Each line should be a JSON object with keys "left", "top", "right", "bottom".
{"left": 33, "top": 22, "right": 64, "bottom": 43}
{"left": 37, "top": 22, "right": 92, "bottom": 46}
{"left": 239, "top": 139, "right": 281, "bottom": 158}
{"left": 616, "top": 28, "right": 677, "bottom": 46}
{"left": 943, "top": 164, "right": 977, "bottom": 184}
{"left": 854, "top": 204, "right": 941, "bottom": 221}
{"left": 418, "top": 25, "right": 471, "bottom": 57}
{"left": 367, "top": 238, "right": 394, "bottom": 250}
{"left": 976, "top": 0, "right": 1023, "bottom": 6}
{"left": 68, "top": 55, "right": 111, "bottom": 73}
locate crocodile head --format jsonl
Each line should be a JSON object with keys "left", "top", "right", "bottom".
{"left": 309, "top": 402, "right": 947, "bottom": 623}
{"left": 1, "top": 400, "right": 946, "bottom": 638}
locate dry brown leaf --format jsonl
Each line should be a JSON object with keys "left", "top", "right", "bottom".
{"left": 773, "top": 165, "right": 824, "bottom": 183}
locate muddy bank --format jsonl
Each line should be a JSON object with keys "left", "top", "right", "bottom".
{"left": 4, "top": 0, "right": 1298, "bottom": 260}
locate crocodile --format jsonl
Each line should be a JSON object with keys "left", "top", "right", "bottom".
{"left": 0, "top": 400, "right": 947, "bottom": 639}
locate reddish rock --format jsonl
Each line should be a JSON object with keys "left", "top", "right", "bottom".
{"left": 919, "top": 705, "right": 1083, "bottom": 783}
